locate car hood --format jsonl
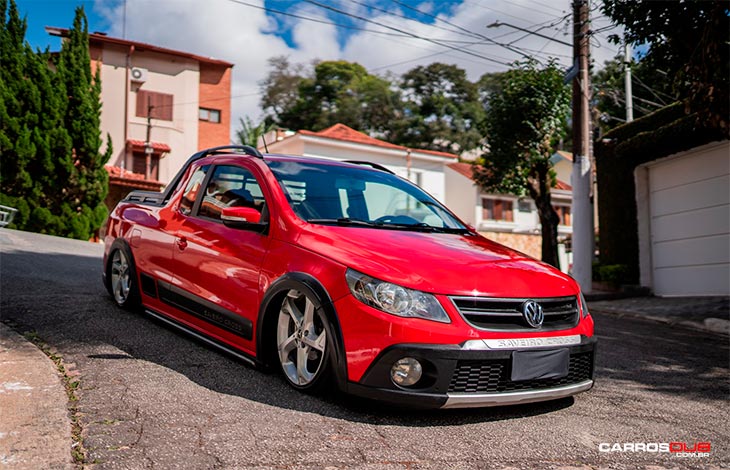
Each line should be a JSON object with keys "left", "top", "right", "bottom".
{"left": 296, "top": 226, "right": 579, "bottom": 298}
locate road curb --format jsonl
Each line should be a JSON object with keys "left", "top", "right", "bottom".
{"left": 589, "top": 306, "right": 730, "bottom": 336}
{"left": 0, "top": 323, "right": 74, "bottom": 469}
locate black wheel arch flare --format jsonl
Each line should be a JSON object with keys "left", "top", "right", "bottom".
{"left": 256, "top": 272, "right": 349, "bottom": 390}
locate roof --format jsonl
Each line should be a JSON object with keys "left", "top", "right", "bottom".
{"left": 446, "top": 162, "right": 475, "bottom": 179}
{"left": 447, "top": 162, "right": 572, "bottom": 191}
{"left": 299, "top": 124, "right": 457, "bottom": 159}
{"left": 554, "top": 150, "right": 573, "bottom": 162}
{"left": 106, "top": 166, "right": 164, "bottom": 190}
{"left": 46, "top": 27, "right": 233, "bottom": 67}
{"left": 127, "top": 139, "right": 172, "bottom": 153}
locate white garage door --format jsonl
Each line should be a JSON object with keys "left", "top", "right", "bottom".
{"left": 647, "top": 141, "right": 730, "bottom": 296}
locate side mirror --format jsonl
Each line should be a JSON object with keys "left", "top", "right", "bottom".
{"left": 221, "top": 206, "right": 267, "bottom": 232}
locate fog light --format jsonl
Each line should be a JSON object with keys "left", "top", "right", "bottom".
{"left": 390, "top": 357, "right": 423, "bottom": 387}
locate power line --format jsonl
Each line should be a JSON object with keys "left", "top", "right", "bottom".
{"left": 302, "top": 0, "right": 511, "bottom": 66}
{"left": 491, "top": 0, "right": 566, "bottom": 17}
{"left": 390, "top": 0, "right": 536, "bottom": 61}
{"left": 347, "top": 0, "right": 480, "bottom": 42}
{"left": 225, "top": 0, "right": 411, "bottom": 39}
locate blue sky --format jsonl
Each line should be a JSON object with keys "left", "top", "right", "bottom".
{"left": 18, "top": 0, "right": 468, "bottom": 52}
{"left": 13, "top": 0, "right": 621, "bottom": 125}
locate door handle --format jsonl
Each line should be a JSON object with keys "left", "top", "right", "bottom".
{"left": 176, "top": 237, "right": 187, "bottom": 250}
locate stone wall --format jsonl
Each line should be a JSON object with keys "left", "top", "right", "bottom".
{"left": 479, "top": 231, "right": 542, "bottom": 259}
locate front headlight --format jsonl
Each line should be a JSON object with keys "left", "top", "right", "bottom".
{"left": 345, "top": 269, "right": 450, "bottom": 323}
{"left": 580, "top": 292, "right": 591, "bottom": 318}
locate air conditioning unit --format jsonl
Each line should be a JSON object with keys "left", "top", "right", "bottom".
{"left": 130, "top": 67, "right": 148, "bottom": 83}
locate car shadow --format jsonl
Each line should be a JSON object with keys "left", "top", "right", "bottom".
{"left": 591, "top": 310, "right": 729, "bottom": 401}
{"left": 2, "top": 248, "right": 726, "bottom": 426}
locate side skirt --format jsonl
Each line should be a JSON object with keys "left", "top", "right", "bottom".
{"left": 144, "top": 308, "right": 260, "bottom": 368}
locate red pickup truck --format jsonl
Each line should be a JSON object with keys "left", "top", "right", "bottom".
{"left": 103, "top": 145, "right": 595, "bottom": 408}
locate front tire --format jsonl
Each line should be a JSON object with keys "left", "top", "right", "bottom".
{"left": 276, "top": 289, "right": 332, "bottom": 391}
{"left": 107, "top": 244, "right": 141, "bottom": 310}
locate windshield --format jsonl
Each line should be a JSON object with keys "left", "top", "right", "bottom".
{"left": 267, "top": 160, "right": 468, "bottom": 233}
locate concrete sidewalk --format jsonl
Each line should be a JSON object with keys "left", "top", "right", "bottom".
{"left": 0, "top": 323, "right": 73, "bottom": 469}
{"left": 588, "top": 295, "right": 730, "bottom": 335}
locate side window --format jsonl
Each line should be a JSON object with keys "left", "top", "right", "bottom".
{"left": 199, "top": 165, "right": 266, "bottom": 222}
{"left": 179, "top": 166, "right": 208, "bottom": 215}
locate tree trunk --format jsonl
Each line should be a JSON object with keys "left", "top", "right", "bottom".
{"left": 526, "top": 164, "right": 561, "bottom": 269}
{"left": 535, "top": 194, "right": 561, "bottom": 269}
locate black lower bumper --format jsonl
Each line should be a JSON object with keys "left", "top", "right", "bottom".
{"left": 344, "top": 335, "right": 597, "bottom": 409}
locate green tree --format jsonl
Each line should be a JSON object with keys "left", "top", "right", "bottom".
{"left": 55, "top": 6, "right": 111, "bottom": 239}
{"left": 260, "top": 56, "right": 305, "bottom": 124}
{"left": 0, "top": 2, "right": 109, "bottom": 239}
{"left": 601, "top": 0, "right": 729, "bottom": 133}
{"left": 473, "top": 60, "right": 571, "bottom": 268}
{"left": 261, "top": 59, "right": 402, "bottom": 140}
{"left": 234, "top": 116, "right": 273, "bottom": 148}
{"left": 0, "top": 0, "right": 71, "bottom": 231}
{"left": 396, "top": 63, "right": 483, "bottom": 153}
{"left": 593, "top": 54, "right": 677, "bottom": 134}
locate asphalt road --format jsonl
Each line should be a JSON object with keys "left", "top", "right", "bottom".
{"left": 1, "top": 229, "right": 728, "bottom": 470}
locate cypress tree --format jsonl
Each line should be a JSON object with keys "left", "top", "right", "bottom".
{"left": 1, "top": 1, "right": 109, "bottom": 239}
{"left": 56, "top": 6, "right": 111, "bottom": 239}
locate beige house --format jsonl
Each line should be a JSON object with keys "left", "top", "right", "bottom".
{"left": 46, "top": 28, "right": 233, "bottom": 208}
{"left": 263, "top": 124, "right": 457, "bottom": 202}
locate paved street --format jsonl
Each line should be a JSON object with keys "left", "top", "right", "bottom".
{"left": 1, "top": 229, "right": 728, "bottom": 470}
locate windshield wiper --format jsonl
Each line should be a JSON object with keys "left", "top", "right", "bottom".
{"left": 308, "top": 218, "right": 470, "bottom": 234}
{"left": 307, "top": 218, "right": 378, "bottom": 227}
{"left": 375, "top": 222, "right": 470, "bottom": 234}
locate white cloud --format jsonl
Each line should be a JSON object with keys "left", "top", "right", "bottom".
{"left": 94, "top": 0, "right": 622, "bottom": 136}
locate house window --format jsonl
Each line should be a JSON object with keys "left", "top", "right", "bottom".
{"left": 199, "top": 107, "right": 221, "bottom": 123}
{"left": 554, "top": 204, "right": 571, "bottom": 226}
{"left": 482, "top": 198, "right": 514, "bottom": 222}
{"left": 518, "top": 199, "right": 532, "bottom": 213}
{"left": 136, "top": 90, "right": 173, "bottom": 121}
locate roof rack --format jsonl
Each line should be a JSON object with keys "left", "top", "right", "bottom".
{"left": 199, "top": 145, "right": 264, "bottom": 159}
{"left": 160, "top": 145, "right": 264, "bottom": 203}
{"left": 342, "top": 160, "right": 395, "bottom": 174}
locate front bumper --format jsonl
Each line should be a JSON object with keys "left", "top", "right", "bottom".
{"left": 345, "top": 335, "right": 596, "bottom": 409}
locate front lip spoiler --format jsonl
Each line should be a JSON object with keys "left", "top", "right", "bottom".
{"left": 441, "top": 379, "right": 594, "bottom": 409}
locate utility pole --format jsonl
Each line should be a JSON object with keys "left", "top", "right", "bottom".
{"left": 571, "top": 0, "right": 593, "bottom": 293}
{"left": 144, "top": 97, "right": 154, "bottom": 180}
{"left": 624, "top": 42, "right": 634, "bottom": 122}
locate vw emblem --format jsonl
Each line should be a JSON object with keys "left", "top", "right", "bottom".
{"left": 521, "top": 300, "right": 544, "bottom": 328}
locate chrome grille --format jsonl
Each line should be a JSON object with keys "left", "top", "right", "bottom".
{"left": 448, "top": 351, "right": 594, "bottom": 393}
{"left": 450, "top": 296, "right": 580, "bottom": 331}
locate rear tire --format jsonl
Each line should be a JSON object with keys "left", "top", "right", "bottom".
{"left": 107, "top": 243, "right": 141, "bottom": 310}
{"left": 275, "top": 289, "right": 333, "bottom": 392}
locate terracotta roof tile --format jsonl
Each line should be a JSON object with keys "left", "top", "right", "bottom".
{"left": 300, "top": 123, "right": 457, "bottom": 159}
{"left": 105, "top": 166, "right": 164, "bottom": 190}
{"left": 448, "top": 162, "right": 573, "bottom": 191}
{"left": 555, "top": 179, "right": 572, "bottom": 190}
{"left": 447, "top": 162, "right": 475, "bottom": 179}
{"left": 127, "top": 139, "right": 172, "bottom": 153}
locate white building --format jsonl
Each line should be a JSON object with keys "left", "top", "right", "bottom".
{"left": 263, "top": 124, "right": 457, "bottom": 202}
